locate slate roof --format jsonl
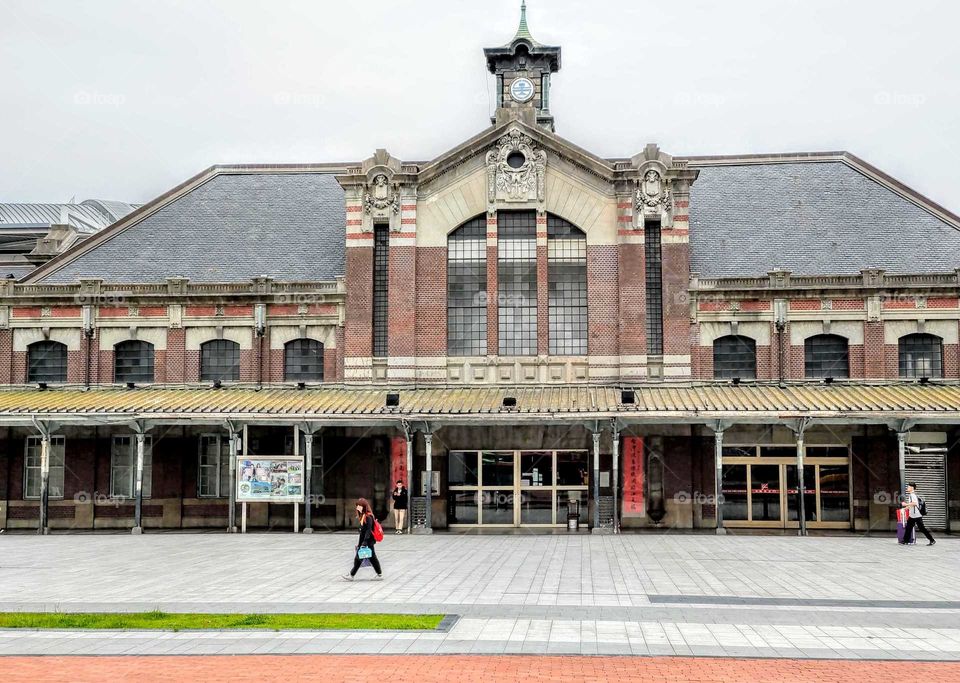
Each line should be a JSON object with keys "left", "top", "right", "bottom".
{"left": 41, "top": 172, "right": 346, "bottom": 284}
{"left": 687, "top": 160, "right": 960, "bottom": 278}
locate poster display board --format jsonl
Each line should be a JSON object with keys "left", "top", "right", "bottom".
{"left": 237, "top": 456, "right": 305, "bottom": 502}
{"left": 622, "top": 436, "right": 645, "bottom": 515}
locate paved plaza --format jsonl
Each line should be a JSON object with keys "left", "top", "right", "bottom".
{"left": 0, "top": 532, "right": 958, "bottom": 661}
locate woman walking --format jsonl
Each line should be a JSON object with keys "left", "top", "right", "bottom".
{"left": 392, "top": 479, "right": 408, "bottom": 534}
{"left": 343, "top": 498, "right": 383, "bottom": 581}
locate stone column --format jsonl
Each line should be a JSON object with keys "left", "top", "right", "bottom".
{"left": 406, "top": 430, "right": 414, "bottom": 533}
{"left": 133, "top": 432, "right": 146, "bottom": 534}
{"left": 38, "top": 432, "right": 50, "bottom": 535}
{"left": 423, "top": 433, "right": 433, "bottom": 533}
{"left": 896, "top": 431, "right": 908, "bottom": 501}
{"left": 592, "top": 431, "right": 601, "bottom": 530}
{"left": 796, "top": 430, "right": 807, "bottom": 537}
{"left": 714, "top": 429, "right": 726, "bottom": 534}
{"left": 228, "top": 430, "right": 240, "bottom": 533}
{"left": 611, "top": 426, "right": 620, "bottom": 533}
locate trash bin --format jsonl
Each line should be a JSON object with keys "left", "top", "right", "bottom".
{"left": 566, "top": 500, "right": 580, "bottom": 531}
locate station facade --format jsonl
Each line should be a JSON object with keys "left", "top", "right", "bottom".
{"left": 0, "top": 6, "right": 958, "bottom": 535}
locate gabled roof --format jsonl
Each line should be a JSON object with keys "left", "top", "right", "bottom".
{"left": 684, "top": 152, "right": 960, "bottom": 278}
{"left": 28, "top": 166, "right": 348, "bottom": 284}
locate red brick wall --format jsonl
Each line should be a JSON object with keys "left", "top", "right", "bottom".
{"left": 849, "top": 344, "right": 865, "bottom": 378}
{"left": 185, "top": 350, "right": 200, "bottom": 383}
{"left": 12, "top": 351, "right": 26, "bottom": 384}
{"left": 415, "top": 247, "right": 447, "bottom": 357}
{"left": 618, "top": 243, "right": 646, "bottom": 357}
{"left": 864, "top": 321, "right": 885, "bottom": 378}
{"left": 486, "top": 239, "right": 498, "bottom": 356}
{"left": 166, "top": 328, "right": 185, "bottom": 383}
{"left": 587, "top": 245, "right": 619, "bottom": 356}
{"left": 387, "top": 245, "right": 417, "bottom": 358}
{"left": 335, "top": 327, "right": 345, "bottom": 381}
{"left": 536, "top": 242, "right": 549, "bottom": 355}
{"left": 344, "top": 247, "right": 374, "bottom": 358}
{"left": 0, "top": 329, "right": 12, "bottom": 384}
{"left": 323, "top": 345, "right": 338, "bottom": 382}
{"left": 660, "top": 242, "right": 690, "bottom": 356}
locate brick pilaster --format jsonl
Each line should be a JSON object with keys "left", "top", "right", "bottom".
{"left": 486, "top": 213, "right": 499, "bottom": 356}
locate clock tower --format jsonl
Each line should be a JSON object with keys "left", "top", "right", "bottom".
{"left": 484, "top": 2, "right": 561, "bottom": 131}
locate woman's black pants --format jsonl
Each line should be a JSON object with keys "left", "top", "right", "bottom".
{"left": 351, "top": 546, "right": 382, "bottom": 576}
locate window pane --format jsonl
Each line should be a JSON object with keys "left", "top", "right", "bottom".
{"left": 899, "top": 333, "right": 943, "bottom": 378}
{"left": 25, "top": 436, "right": 65, "bottom": 499}
{"left": 804, "top": 334, "right": 849, "bottom": 378}
{"left": 713, "top": 335, "right": 756, "bottom": 379}
{"left": 111, "top": 436, "right": 133, "bottom": 498}
{"left": 199, "top": 435, "right": 223, "bottom": 497}
{"left": 557, "top": 451, "right": 588, "bottom": 486}
{"left": 284, "top": 339, "right": 324, "bottom": 381}
{"left": 200, "top": 339, "right": 240, "bottom": 381}
{"left": 520, "top": 451, "right": 552, "bottom": 486}
{"left": 448, "top": 491, "right": 479, "bottom": 524}
{"left": 548, "top": 215, "right": 587, "bottom": 355}
{"left": 498, "top": 211, "right": 537, "bottom": 356}
{"left": 819, "top": 465, "right": 850, "bottom": 522}
{"left": 519, "top": 490, "right": 553, "bottom": 524}
{"left": 448, "top": 451, "right": 478, "bottom": 486}
{"left": 720, "top": 464, "right": 748, "bottom": 521}
{"left": 372, "top": 225, "right": 389, "bottom": 357}
{"left": 114, "top": 341, "right": 155, "bottom": 383}
{"left": 27, "top": 341, "right": 67, "bottom": 383}
{"left": 481, "top": 489, "right": 514, "bottom": 524}
{"left": 481, "top": 451, "right": 513, "bottom": 486}
{"left": 447, "top": 216, "right": 487, "bottom": 356}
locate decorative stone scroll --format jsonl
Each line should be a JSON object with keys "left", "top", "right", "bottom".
{"left": 363, "top": 174, "right": 400, "bottom": 216}
{"left": 636, "top": 169, "right": 671, "bottom": 213}
{"left": 485, "top": 127, "right": 546, "bottom": 206}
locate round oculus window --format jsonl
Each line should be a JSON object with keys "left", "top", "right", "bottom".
{"left": 506, "top": 151, "right": 526, "bottom": 169}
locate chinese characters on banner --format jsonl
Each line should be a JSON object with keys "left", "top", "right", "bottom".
{"left": 622, "top": 436, "right": 645, "bottom": 515}
{"left": 390, "top": 436, "right": 408, "bottom": 486}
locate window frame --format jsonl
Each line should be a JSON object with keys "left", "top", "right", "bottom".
{"left": 713, "top": 335, "right": 758, "bottom": 380}
{"left": 198, "top": 433, "right": 231, "bottom": 498}
{"left": 497, "top": 211, "right": 538, "bottom": 356}
{"left": 110, "top": 434, "right": 153, "bottom": 499}
{"left": 447, "top": 215, "right": 488, "bottom": 357}
{"left": 199, "top": 339, "right": 241, "bottom": 382}
{"left": 283, "top": 338, "right": 325, "bottom": 382}
{"left": 803, "top": 333, "right": 850, "bottom": 379}
{"left": 898, "top": 332, "right": 944, "bottom": 379}
{"left": 113, "top": 340, "right": 155, "bottom": 384}
{"left": 23, "top": 435, "right": 65, "bottom": 500}
{"left": 27, "top": 340, "right": 68, "bottom": 384}
{"left": 547, "top": 216, "right": 587, "bottom": 356}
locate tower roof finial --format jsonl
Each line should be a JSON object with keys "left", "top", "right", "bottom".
{"left": 514, "top": 0, "right": 533, "bottom": 42}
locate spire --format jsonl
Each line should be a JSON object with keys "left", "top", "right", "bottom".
{"left": 514, "top": 1, "right": 533, "bottom": 42}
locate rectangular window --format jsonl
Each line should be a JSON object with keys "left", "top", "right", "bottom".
{"left": 498, "top": 211, "right": 537, "bottom": 356}
{"left": 198, "top": 434, "right": 231, "bottom": 498}
{"left": 372, "top": 224, "right": 390, "bottom": 358}
{"left": 644, "top": 218, "right": 664, "bottom": 356}
{"left": 23, "top": 436, "right": 65, "bottom": 500}
{"left": 548, "top": 216, "right": 587, "bottom": 355}
{"left": 110, "top": 435, "right": 153, "bottom": 499}
{"left": 447, "top": 217, "right": 488, "bottom": 356}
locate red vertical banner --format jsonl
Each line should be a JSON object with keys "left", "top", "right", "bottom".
{"left": 390, "top": 436, "right": 408, "bottom": 487}
{"left": 622, "top": 436, "right": 645, "bottom": 515}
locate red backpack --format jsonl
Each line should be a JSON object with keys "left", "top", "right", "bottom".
{"left": 372, "top": 517, "right": 384, "bottom": 542}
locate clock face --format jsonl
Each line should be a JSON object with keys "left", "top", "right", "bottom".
{"left": 510, "top": 77, "right": 535, "bottom": 103}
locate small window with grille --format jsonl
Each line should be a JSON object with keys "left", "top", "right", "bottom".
{"left": 200, "top": 339, "right": 240, "bottom": 382}
{"left": 899, "top": 333, "right": 943, "bottom": 378}
{"left": 645, "top": 218, "right": 664, "bottom": 356}
{"left": 547, "top": 215, "right": 587, "bottom": 355}
{"left": 804, "top": 334, "right": 849, "bottom": 378}
{"left": 114, "top": 340, "right": 155, "bottom": 384}
{"left": 27, "top": 340, "right": 67, "bottom": 383}
{"left": 713, "top": 335, "right": 757, "bottom": 379}
{"left": 284, "top": 338, "right": 324, "bottom": 382}
{"left": 372, "top": 224, "right": 389, "bottom": 357}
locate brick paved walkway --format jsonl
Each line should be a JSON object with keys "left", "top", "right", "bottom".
{"left": 4, "top": 655, "right": 960, "bottom": 682}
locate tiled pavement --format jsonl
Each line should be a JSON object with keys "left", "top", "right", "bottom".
{"left": 0, "top": 533, "right": 958, "bottom": 659}
{"left": 5, "top": 655, "right": 960, "bottom": 683}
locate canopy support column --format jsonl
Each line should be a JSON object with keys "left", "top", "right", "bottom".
{"left": 423, "top": 432, "right": 434, "bottom": 533}
{"left": 226, "top": 423, "right": 242, "bottom": 533}
{"left": 610, "top": 420, "right": 620, "bottom": 534}
{"left": 133, "top": 431, "right": 146, "bottom": 534}
{"left": 592, "top": 430, "right": 601, "bottom": 530}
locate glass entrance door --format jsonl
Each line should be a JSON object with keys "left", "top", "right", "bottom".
{"left": 449, "top": 449, "right": 589, "bottom": 527}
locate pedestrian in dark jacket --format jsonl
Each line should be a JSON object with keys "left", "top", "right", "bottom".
{"left": 343, "top": 498, "right": 382, "bottom": 580}
{"left": 392, "top": 480, "right": 408, "bottom": 534}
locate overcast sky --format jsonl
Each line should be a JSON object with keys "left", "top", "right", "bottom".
{"left": 2, "top": 0, "right": 958, "bottom": 211}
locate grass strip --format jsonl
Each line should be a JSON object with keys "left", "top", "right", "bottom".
{"left": 0, "top": 611, "right": 444, "bottom": 631}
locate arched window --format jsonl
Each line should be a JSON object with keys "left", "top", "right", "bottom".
{"left": 27, "top": 340, "right": 67, "bottom": 383}
{"left": 899, "top": 333, "right": 943, "bottom": 378}
{"left": 284, "top": 338, "right": 324, "bottom": 382}
{"left": 804, "top": 334, "right": 849, "bottom": 379}
{"left": 547, "top": 215, "right": 587, "bottom": 355}
{"left": 447, "top": 216, "right": 488, "bottom": 356}
{"left": 200, "top": 339, "right": 240, "bottom": 382}
{"left": 713, "top": 335, "right": 757, "bottom": 379}
{"left": 114, "top": 340, "right": 154, "bottom": 384}
{"left": 498, "top": 211, "right": 537, "bottom": 355}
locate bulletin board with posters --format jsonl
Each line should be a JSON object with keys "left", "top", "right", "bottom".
{"left": 237, "top": 457, "right": 305, "bottom": 503}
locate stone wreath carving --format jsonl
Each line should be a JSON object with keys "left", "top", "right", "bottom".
{"left": 363, "top": 173, "right": 400, "bottom": 215}
{"left": 485, "top": 128, "right": 546, "bottom": 204}
{"left": 636, "top": 169, "right": 671, "bottom": 213}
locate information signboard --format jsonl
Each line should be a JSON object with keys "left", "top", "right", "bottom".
{"left": 237, "top": 456, "right": 304, "bottom": 503}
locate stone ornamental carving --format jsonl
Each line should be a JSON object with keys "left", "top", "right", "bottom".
{"left": 363, "top": 174, "right": 400, "bottom": 215}
{"left": 636, "top": 169, "right": 671, "bottom": 214}
{"left": 485, "top": 127, "right": 546, "bottom": 205}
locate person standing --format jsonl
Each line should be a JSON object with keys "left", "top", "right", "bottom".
{"left": 343, "top": 498, "right": 383, "bottom": 580}
{"left": 901, "top": 482, "right": 936, "bottom": 546}
{"left": 392, "top": 480, "right": 408, "bottom": 534}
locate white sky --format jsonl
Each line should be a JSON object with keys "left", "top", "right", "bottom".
{"left": 2, "top": 0, "right": 958, "bottom": 211}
